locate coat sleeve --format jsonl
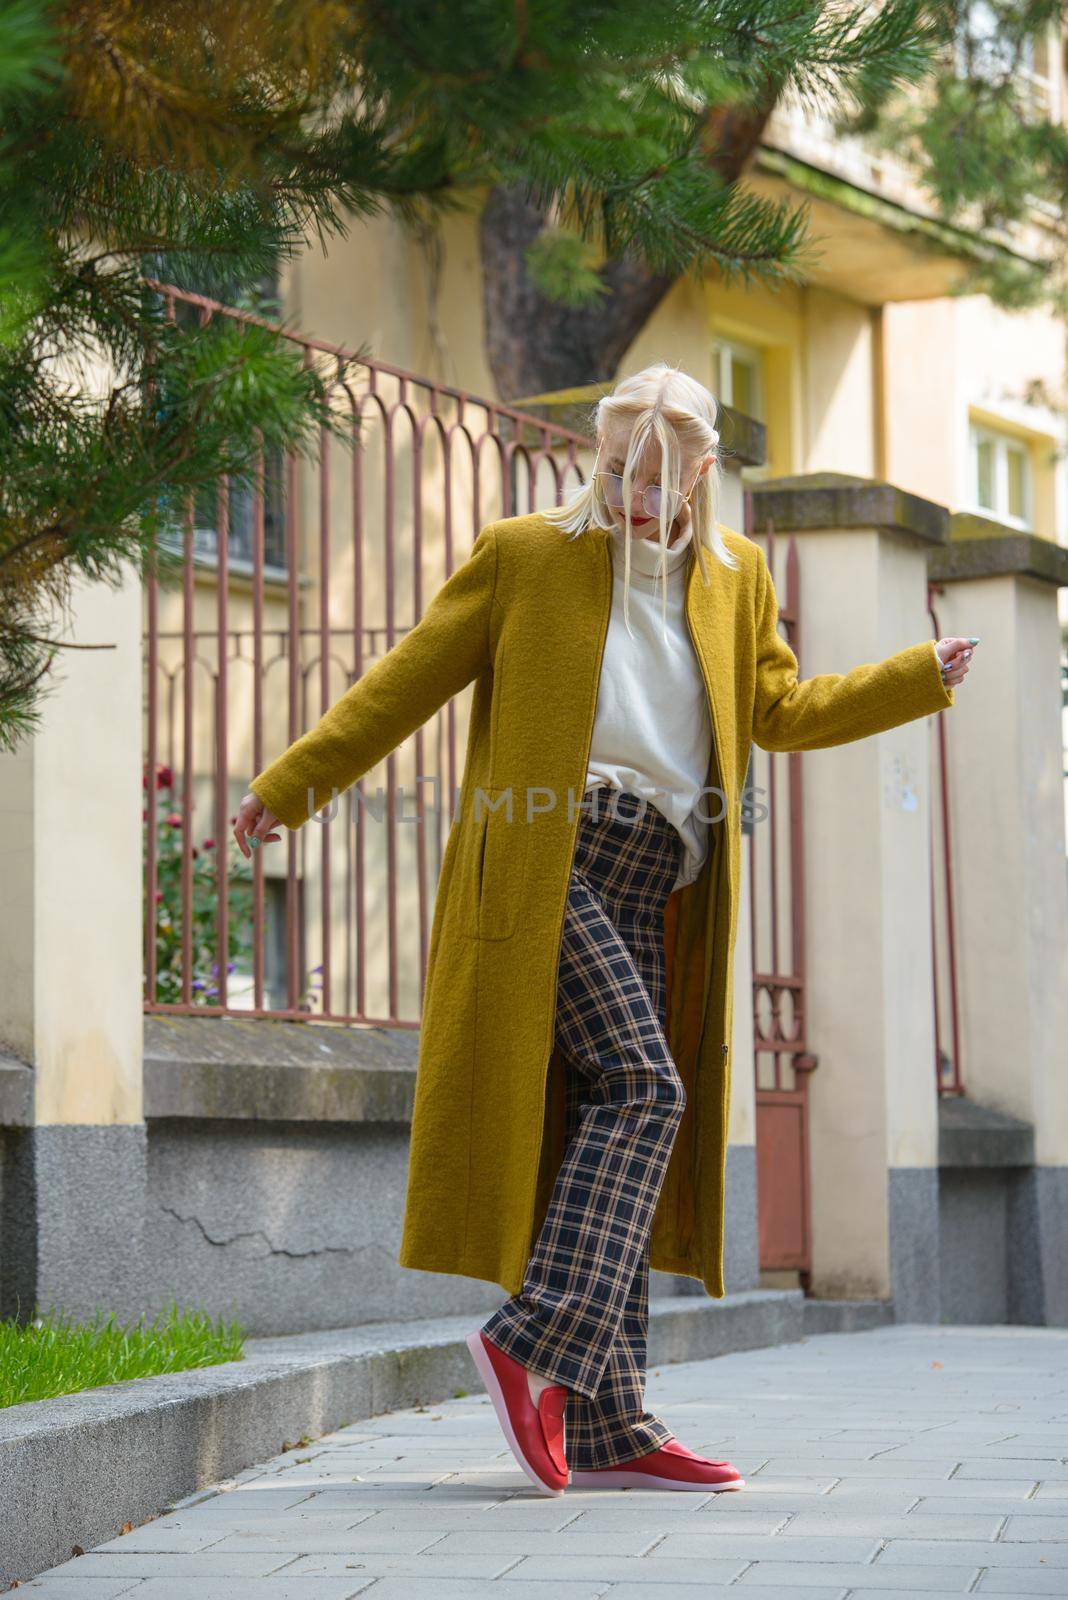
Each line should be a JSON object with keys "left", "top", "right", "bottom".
{"left": 250, "top": 522, "right": 499, "bottom": 829}
{"left": 751, "top": 545, "right": 954, "bottom": 754}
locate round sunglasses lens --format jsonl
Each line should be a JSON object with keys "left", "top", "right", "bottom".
{"left": 644, "top": 486, "right": 683, "bottom": 520}
{"left": 599, "top": 473, "right": 683, "bottom": 520}
{"left": 600, "top": 473, "right": 625, "bottom": 507}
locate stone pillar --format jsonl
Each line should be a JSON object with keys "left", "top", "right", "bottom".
{"left": 929, "top": 517, "right": 1068, "bottom": 1326}
{"left": 0, "top": 569, "right": 147, "bottom": 1321}
{"left": 750, "top": 475, "right": 948, "bottom": 1318}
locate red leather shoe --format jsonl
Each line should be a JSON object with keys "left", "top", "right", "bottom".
{"left": 570, "top": 1438, "right": 744, "bottom": 1492}
{"left": 466, "top": 1329, "right": 569, "bottom": 1497}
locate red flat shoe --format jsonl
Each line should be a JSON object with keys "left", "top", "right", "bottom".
{"left": 465, "top": 1328, "right": 569, "bottom": 1497}
{"left": 569, "top": 1439, "right": 744, "bottom": 1492}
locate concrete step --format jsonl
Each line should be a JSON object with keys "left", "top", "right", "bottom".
{"left": 803, "top": 1296, "right": 895, "bottom": 1335}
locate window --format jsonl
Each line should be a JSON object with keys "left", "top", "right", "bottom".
{"left": 225, "top": 875, "right": 302, "bottom": 1012}
{"left": 959, "top": 1, "right": 1020, "bottom": 80}
{"left": 146, "top": 259, "right": 290, "bottom": 574}
{"left": 956, "top": 4, "right": 1060, "bottom": 123}
{"left": 190, "top": 450, "right": 289, "bottom": 573}
{"left": 969, "top": 421, "right": 1032, "bottom": 528}
{"left": 712, "top": 338, "right": 764, "bottom": 422}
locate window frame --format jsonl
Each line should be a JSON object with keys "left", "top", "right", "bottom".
{"left": 712, "top": 336, "right": 765, "bottom": 422}
{"left": 967, "top": 419, "right": 1033, "bottom": 531}
{"left": 955, "top": 3, "right": 1061, "bottom": 123}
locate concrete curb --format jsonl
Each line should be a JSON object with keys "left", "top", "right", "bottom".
{"left": 803, "top": 1296, "right": 895, "bottom": 1335}
{"left": 1, "top": 1288, "right": 801, "bottom": 1585}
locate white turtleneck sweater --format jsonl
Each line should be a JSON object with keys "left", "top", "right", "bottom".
{"left": 584, "top": 520, "right": 714, "bottom": 892}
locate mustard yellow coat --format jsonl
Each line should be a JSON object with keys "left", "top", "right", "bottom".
{"left": 251, "top": 511, "right": 955, "bottom": 1298}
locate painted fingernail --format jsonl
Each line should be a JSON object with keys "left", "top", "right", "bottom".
{"left": 968, "top": 636, "right": 980, "bottom": 644}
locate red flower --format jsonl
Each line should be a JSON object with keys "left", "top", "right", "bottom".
{"left": 202, "top": 837, "right": 215, "bottom": 850}
{"left": 156, "top": 764, "right": 174, "bottom": 790}
{"left": 165, "top": 813, "right": 182, "bottom": 828}
{"left": 155, "top": 890, "right": 164, "bottom": 903}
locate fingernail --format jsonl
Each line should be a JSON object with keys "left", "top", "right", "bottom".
{"left": 249, "top": 838, "right": 259, "bottom": 850}
{"left": 968, "top": 637, "right": 980, "bottom": 644}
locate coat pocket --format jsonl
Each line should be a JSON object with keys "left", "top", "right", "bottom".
{"left": 473, "top": 787, "right": 529, "bottom": 941}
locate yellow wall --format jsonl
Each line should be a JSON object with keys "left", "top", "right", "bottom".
{"left": 700, "top": 273, "right": 805, "bottom": 479}
{"left": 884, "top": 295, "right": 1067, "bottom": 543}
{"left": 277, "top": 174, "right": 1068, "bottom": 565}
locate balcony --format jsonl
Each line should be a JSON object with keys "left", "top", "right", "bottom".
{"left": 747, "top": 80, "right": 1058, "bottom": 305}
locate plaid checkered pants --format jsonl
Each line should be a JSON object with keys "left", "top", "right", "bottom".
{"left": 480, "top": 787, "right": 686, "bottom": 1470}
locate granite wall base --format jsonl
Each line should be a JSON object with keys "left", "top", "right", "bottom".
{"left": 5, "top": 1117, "right": 1060, "bottom": 1334}
{"left": 0, "top": 1124, "right": 148, "bottom": 1324}
{"left": 146, "top": 1116, "right": 503, "bottom": 1333}
{"left": 939, "top": 1162, "right": 1068, "bottom": 1327}
{"left": 888, "top": 1166, "right": 941, "bottom": 1323}
{"left": 0, "top": 1120, "right": 763, "bottom": 1335}
{"left": 652, "top": 1141, "right": 759, "bottom": 1300}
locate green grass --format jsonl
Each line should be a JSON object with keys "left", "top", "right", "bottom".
{"left": 0, "top": 1301, "right": 245, "bottom": 1407}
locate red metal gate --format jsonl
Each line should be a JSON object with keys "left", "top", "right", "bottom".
{"left": 744, "top": 493, "right": 818, "bottom": 1283}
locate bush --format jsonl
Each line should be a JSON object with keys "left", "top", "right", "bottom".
{"left": 144, "top": 762, "right": 254, "bottom": 1005}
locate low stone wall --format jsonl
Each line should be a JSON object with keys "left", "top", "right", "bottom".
{"left": 0, "top": 1017, "right": 761, "bottom": 1333}
{"left": 937, "top": 1097, "right": 1066, "bottom": 1326}
{"left": 4, "top": 1017, "right": 1062, "bottom": 1335}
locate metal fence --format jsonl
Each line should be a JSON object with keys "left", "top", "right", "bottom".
{"left": 143, "top": 282, "right": 590, "bottom": 1026}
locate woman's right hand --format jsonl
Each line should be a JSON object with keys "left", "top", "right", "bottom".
{"left": 935, "top": 637, "right": 979, "bottom": 689}
{"left": 232, "top": 791, "right": 282, "bottom": 859}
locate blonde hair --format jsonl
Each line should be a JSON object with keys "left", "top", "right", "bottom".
{"left": 541, "top": 361, "right": 740, "bottom": 637}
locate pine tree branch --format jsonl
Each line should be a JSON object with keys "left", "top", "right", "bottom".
{"left": 0, "top": 628, "right": 116, "bottom": 650}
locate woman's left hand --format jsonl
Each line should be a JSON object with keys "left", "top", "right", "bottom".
{"left": 936, "top": 637, "right": 979, "bottom": 688}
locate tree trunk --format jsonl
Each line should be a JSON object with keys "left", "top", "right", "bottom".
{"left": 479, "top": 97, "right": 779, "bottom": 404}
{"left": 479, "top": 184, "right": 674, "bottom": 404}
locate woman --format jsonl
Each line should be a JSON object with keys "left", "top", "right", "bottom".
{"left": 234, "top": 363, "right": 977, "bottom": 1500}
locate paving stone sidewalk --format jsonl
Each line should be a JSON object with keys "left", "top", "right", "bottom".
{"left": 21, "top": 1323, "right": 1068, "bottom": 1599}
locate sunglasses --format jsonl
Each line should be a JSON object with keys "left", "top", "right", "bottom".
{"left": 595, "top": 470, "right": 700, "bottom": 523}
